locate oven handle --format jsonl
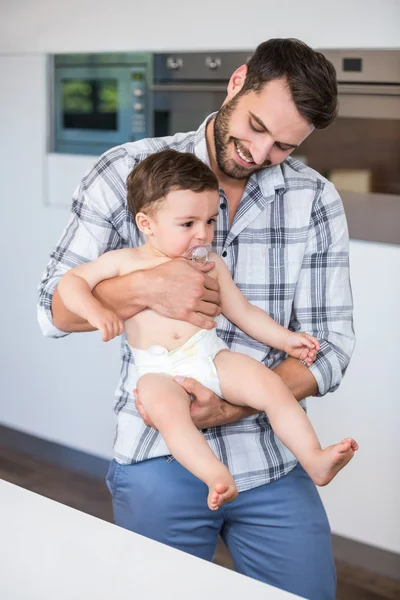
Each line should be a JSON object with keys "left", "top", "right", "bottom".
{"left": 150, "top": 83, "right": 228, "bottom": 93}
{"left": 152, "top": 83, "right": 400, "bottom": 96}
{"left": 337, "top": 83, "right": 400, "bottom": 96}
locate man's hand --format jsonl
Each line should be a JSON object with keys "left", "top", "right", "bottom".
{"left": 52, "top": 256, "right": 221, "bottom": 333}
{"left": 175, "top": 376, "right": 228, "bottom": 429}
{"left": 134, "top": 375, "right": 258, "bottom": 430}
{"left": 144, "top": 259, "right": 221, "bottom": 329}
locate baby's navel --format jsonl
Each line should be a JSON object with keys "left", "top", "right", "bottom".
{"left": 172, "top": 333, "right": 182, "bottom": 341}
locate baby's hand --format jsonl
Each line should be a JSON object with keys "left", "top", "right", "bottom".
{"left": 88, "top": 308, "right": 124, "bottom": 342}
{"left": 284, "top": 332, "right": 320, "bottom": 366}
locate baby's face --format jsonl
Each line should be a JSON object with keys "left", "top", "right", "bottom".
{"left": 149, "top": 188, "right": 219, "bottom": 258}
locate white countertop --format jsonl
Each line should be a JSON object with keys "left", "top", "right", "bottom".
{"left": 0, "top": 479, "right": 302, "bottom": 599}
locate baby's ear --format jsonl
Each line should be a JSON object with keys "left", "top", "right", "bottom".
{"left": 136, "top": 212, "right": 153, "bottom": 236}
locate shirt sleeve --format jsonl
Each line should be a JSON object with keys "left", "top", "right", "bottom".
{"left": 37, "top": 150, "right": 132, "bottom": 338}
{"left": 290, "top": 180, "right": 355, "bottom": 396}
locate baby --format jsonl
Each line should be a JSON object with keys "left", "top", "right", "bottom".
{"left": 58, "top": 149, "right": 358, "bottom": 510}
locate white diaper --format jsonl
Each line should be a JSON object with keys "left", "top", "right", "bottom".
{"left": 127, "top": 328, "right": 229, "bottom": 397}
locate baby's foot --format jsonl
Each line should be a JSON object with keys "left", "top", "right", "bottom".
{"left": 207, "top": 476, "right": 238, "bottom": 511}
{"left": 306, "top": 438, "right": 359, "bottom": 486}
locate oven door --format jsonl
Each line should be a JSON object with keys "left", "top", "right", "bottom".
{"left": 294, "top": 84, "right": 400, "bottom": 196}
{"left": 54, "top": 66, "right": 144, "bottom": 155}
{"left": 151, "top": 83, "right": 227, "bottom": 137}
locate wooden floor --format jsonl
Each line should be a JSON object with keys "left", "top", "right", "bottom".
{"left": 1, "top": 446, "right": 399, "bottom": 600}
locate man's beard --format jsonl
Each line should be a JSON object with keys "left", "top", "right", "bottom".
{"left": 213, "top": 96, "right": 271, "bottom": 180}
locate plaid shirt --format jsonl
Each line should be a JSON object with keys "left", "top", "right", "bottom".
{"left": 38, "top": 115, "right": 355, "bottom": 491}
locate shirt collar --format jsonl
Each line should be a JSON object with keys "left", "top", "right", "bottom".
{"left": 254, "top": 162, "right": 286, "bottom": 197}
{"left": 192, "top": 112, "right": 215, "bottom": 168}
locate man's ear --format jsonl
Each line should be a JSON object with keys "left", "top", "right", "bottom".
{"left": 136, "top": 211, "right": 154, "bottom": 236}
{"left": 226, "top": 64, "right": 247, "bottom": 100}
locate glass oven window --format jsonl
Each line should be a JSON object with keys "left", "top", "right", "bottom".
{"left": 61, "top": 79, "right": 118, "bottom": 130}
{"left": 153, "top": 90, "right": 226, "bottom": 138}
{"left": 294, "top": 117, "right": 400, "bottom": 196}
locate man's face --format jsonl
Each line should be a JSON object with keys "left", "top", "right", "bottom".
{"left": 213, "top": 77, "right": 314, "bottom": 180}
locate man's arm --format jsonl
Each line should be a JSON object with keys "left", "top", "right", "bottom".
{"left": 195, "top": 358, "right": 317, "bottom": 427}
{"left": 38, "top": 153, "right": 133, "bottom": 339}
{"left": 138, "top": 359, "right": 316, "bottom": 431}
{"left": 51, "top": 259, "right": 221, "bottom": 334}
{"left": 287, "top": 181, "right": 355, "bottom": 397}
{"left": 190, "top": 357, "right": 317, "bottom": 423}
{"left": 56, "top": 249, "right": 133, "bottom": 322}
{"left": 51, "top": 271, "right": 148, "bottom": 332}
{"left": 272, "top": 357, "right": 318, "bottom": 399}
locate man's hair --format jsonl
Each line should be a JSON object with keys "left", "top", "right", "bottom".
{"left": 242, "top": 38, "right": 338, "bottom": 129}
{"left": 127, "top": 149, "right": 219, "bottom": 217}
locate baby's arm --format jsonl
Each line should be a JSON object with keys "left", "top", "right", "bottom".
{"left": 212, "top": 253, "right": 319, "bottom": 363}
{"left": 57, "top": 250, "right": 129, "bottom": 341}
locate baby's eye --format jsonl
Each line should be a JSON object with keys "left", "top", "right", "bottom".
{"left": 182, "top": 221, "right": 193, "bottom": 228}
{"left": 207, "top": 218, "right": 216, "bottom": 225}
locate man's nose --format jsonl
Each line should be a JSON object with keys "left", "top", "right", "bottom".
{"left": 251, "top": 136, "right": 274, "bottom": 165}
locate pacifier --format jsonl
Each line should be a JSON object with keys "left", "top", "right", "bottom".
{"left": 184, "top": 243, "right": 212, "bottom": 265}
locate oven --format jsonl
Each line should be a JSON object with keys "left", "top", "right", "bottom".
{"left": 293, "top": 49, "right": 400, "bottom": 197}
{"left": 151, "top": 52, "right": 251, "bottom": 137}
{"left": 52, "top": 53, "right": 152, "bottom": 155}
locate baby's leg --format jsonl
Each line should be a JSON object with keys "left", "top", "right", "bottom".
{"left": 136, "top": 373, "right": 238, "bottom": 509}
{"left": 214, "top": 351, "right": 358, "bottom": 486}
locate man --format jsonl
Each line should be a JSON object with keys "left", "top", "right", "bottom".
{"left": 38, "top": 38, "right": 355, "bottom": 599}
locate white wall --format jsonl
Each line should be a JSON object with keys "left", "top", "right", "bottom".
{"left": 0, "top": 0, "right": 399, "bottom": 53}
{"left": 0, "top": 55, "right": 119, "bottom": 457}
{"left": 0, "top": 0, "right": 399, "bottom": 554}
{"left": 308, "top": 241, "right": 400, "bottom": 555}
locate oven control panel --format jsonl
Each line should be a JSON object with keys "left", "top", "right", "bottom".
{"left": 130, "top": 66, "right": 148, "bottom": 140}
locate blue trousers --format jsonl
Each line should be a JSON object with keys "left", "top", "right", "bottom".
{"left": 106, "top": 458, "right": 336, "bottom": 599}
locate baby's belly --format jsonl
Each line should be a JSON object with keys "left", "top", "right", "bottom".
{"left": 125, "top": 309, "right": 202, "bottom": 351}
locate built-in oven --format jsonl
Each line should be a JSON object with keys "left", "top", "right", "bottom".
{"left": 294, "top": 49, "right": 400, "bottom": 197}
{"left": 151, "top": 52, "right": 251, "bottom": 138}
{"left": 52, "top": 53, "right": 152, "bottom": 155}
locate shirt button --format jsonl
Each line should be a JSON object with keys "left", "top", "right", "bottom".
{"left": 220, "top": 203, "right": 227, "bottom": 209}
{"left": 222, "top": 251, "right": 227, "bottom": 257}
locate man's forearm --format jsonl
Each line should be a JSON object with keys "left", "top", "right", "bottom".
{"left": 52, "top": 270, "right": 147, "bottom": 333}
{"left": 216, "top": 401, "right": 258, "bottom": 425}
{"left": 217, "top": 356, "right": 318, "bottom": 426}
{"left": 272, "top": 356, "right": 318, "bottom": 401}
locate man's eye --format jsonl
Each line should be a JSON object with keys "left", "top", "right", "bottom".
{"left": 250, "top": 121, "right": 264, "bottom": 133}
{"left": 275, "top": 143, "right": 291, "bottom": 152}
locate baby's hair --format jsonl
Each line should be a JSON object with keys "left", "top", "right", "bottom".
{"left": 127, "top": 149, "right": 219, "bottom": 217}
